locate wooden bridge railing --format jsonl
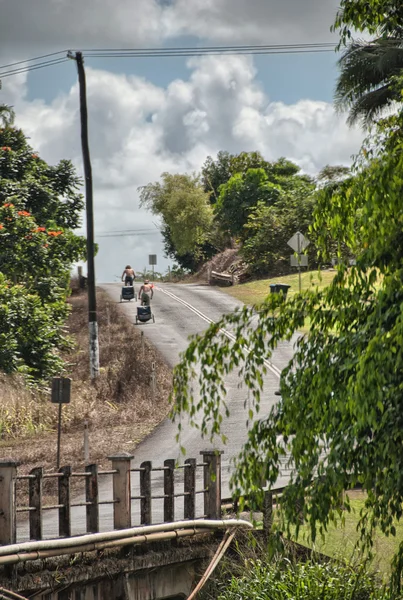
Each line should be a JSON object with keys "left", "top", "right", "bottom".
{"left": 0, "top": 450, "right": 223, "bottom": 545}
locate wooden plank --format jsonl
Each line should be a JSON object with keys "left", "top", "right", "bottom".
{"left": 58, "top": 466, "right": 71, "bottom": 538}
{"left": 140, "top": 461, "right": 152, "bottom": 525}
{"left": 164, "top": 459, "right": 175, "bottom": 522}
{"left": 263, "top": 491, "right": 273, "bottom": 544}
{"left": 86, "top": 464, "right": 99, "bottom": 533}
{"left": 108, "top": 453, "right": 133, "bottom": 530}
{"left": 29, "top": 467, "right": 43, "bottom": 540}
{"left": 200, "top": 451, "right": 223, "bottom": 519}
{"left": 184, "top": 459, "right": 196, "bottom": 520}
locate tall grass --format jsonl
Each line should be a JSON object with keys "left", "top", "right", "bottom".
{"left": 0, "top": 287, "right": 171, "bottom": 440}
{"left": 215, "top": 558, "right": 389, "bottom": 600}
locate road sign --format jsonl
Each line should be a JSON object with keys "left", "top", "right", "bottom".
{"left": 51, "top": 378, "right": 71, "bottom": 404}
{"left": 290, "top": 254, "right": 308, "bottom": 267}
{"left": 149, "top": 254, "right": 157, "bottom": 266}
{"left": 287, "top": 231, "right": 310, "bottom": 253}
{"left": 51, "top": 377, "right": 71, "bottom": 469}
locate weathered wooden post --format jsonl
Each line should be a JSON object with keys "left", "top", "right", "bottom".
{"left": 85, "top": 463, "right": 99, "bottom": 533}
{"left": 108, "top": 453, "right": 133, "bottom": 530}
{"left": 0, "top": 459, "right": 19, "bottom": 545}
{"left": 184, "top": 458, "right": 196, "bottom": 520}
{"left": 29, "top": 467, "right": 43, "bottom": 540}
{"left": 140, "top": 461, "right": 152, "bottom": 525}
{"left": 262, "top": 491, "right": 273, "bottom": 544}
{"left": 164, "top": 459, "right": 175, "bottom": 522}
{"left": 201, "top": 450, "right": 223, "bottom": 520}
{"left": 58, "top": 465, "right": 71, "bottom": 538}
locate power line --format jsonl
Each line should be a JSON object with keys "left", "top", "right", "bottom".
{"left": 0, "top": 50, "right": 68, "bottom": 70}
{"left": 0, "top": 42, "right": 336, "bottom": 79}
{"left": 83, "top": 42, "right": 335, "bottom": 58}
{"left": 0, "top": 58, "right": 69, "bottom": 79}
{"left": 96, "top": 231, "right": 161, "bottom": 238}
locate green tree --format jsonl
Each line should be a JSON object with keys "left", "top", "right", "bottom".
{"left": 171, "top": 113, "right": 403, "bottom": 590}
{"left": 333, "top": 0, "right": 403, "bottom": 44}
{"left": 335, "top": 37, "right": 403, "bottom": 127}
{"left": 0, "top": 109, "right": 86, "bottom": 380}
{"left": 201, "top": 151, "right": 304, "bottom": 200}
{"left": 139, "top": 172, "right": 214, "bottom": 259}
{"left": 215, "top": 168, "right": 282, "bottom": 238}
{"left": 242, "top": 187, "right": 316, "bottom": 275}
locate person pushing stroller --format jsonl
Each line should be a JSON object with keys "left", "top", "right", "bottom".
{"left": 138, "top": 279, "right": 153, "bottom": 306}
{"left": 121, "top": 265, "right": 135, "bottom": 286}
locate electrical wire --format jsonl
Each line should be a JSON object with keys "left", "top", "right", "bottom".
{"left": 96, "top": 231, "right": 161, "bottom": 238}
{"left": 0, "top": 42, "right": 336, "bottom": 80}
{"left": 83, "top": 42, "right": 335, "bottom": 58}
{"left": 0, "top": 50, "right": 68, "bottom": 70}
{"left": 0, "top": 58, "right": 70, "bottom": 79}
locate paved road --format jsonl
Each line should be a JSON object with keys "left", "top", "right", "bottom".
{"left": 17, "top": 282, "right": 298, "bottom": 541}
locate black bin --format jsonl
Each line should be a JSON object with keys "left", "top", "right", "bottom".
{"left": 269, "top": 283, "right": 290, "bottom": 300}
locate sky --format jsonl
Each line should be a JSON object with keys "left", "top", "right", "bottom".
{"left": 0, "top": 0, "right": 365, "bottom": 282}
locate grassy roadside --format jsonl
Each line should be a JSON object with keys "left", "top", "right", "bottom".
{"left": 287, "top": 491, "right": 401, "bottom": 577}
{"left": 223, "top": 269, "right": 337, "bottom": 305}
{"left": 0, "top": 285, "right": 172, "bottom": 480}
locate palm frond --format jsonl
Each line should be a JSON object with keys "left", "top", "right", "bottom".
{"left": 335, "top": 37, "right": 403, "bottom": 126}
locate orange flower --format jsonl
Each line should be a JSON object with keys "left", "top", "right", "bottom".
{"left": 34, "top": 227, "right": 46, "bottom": 232}
{"left": 18, "top": 210, "right": 31, "bottom": 217}
{"left": 32, "top": 154, "right": 38, "bottom": 159}
{"left": 1, "top": 146, "right": 11, "bottom": 152}
{"left": 47, "top": 230, "right": 63, "bottom": 236}
{"left": 43, "top": 244, "right": 49, "bottom": 248}
{"left": 2, "top": 203, "right": 14, "bottom": 208}
{"left": 0, "top": 224, "right": 3, "bottom": 230}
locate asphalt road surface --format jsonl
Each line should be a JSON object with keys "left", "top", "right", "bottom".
{"left": 17, "top": 282, "right": 298, "bottom": 541}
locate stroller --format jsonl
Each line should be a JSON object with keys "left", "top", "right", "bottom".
{"left": 120, "top": 285, "right": 137, "bottom": 302}
{"left": 136, "top": 305, "right": 155, "bottom": 324}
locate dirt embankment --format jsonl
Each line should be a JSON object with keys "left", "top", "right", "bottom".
{"left": 0, "top": 286, "right": 172, "bottom": 477}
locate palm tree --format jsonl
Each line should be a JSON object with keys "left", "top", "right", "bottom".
{"left": 0, "top": 104, "right": 15, "bottom": 128}
{"left": 335, "top": 37, "right": 403, "bottom": 127}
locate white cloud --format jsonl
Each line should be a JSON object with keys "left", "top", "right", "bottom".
{"left": 0, "top": 0, "right": 340, "bottom": 61}
{"left": 1, "top": 55, "right": 363, "bottom": 281}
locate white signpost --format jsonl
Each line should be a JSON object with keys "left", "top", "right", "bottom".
{"left": 287, "top": 231, "right": 310, "bottom": 292}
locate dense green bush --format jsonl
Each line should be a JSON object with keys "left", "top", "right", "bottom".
{"left": 0, "top": 108, "right": 86, "bottom": 380}
{"left": 216, "top": 559, "right": 389, "bottom": 600}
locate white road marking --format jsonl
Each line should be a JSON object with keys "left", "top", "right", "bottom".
{"left": 156, "top": 286, "right": 282, "bottom": 380}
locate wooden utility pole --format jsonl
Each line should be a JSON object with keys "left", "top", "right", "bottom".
{"left": 70, "top": 51, "right": 99, "bottom": 379}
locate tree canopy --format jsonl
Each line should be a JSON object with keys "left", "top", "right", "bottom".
{"left": 139, "top": 172, "right": 215, "bottom": 262}
{"left": 332, "top": 0, "right": 403, "bottom": 44}
{"left": 0, "top": 108, "right": 86, "bottom": 380}
{"left": 171, "top": 112, "right": 403, "bottom": 590}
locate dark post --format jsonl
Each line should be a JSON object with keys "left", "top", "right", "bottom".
{"left": 108, "top": 453, "right": 133, "bottom": 530}
{"left": 140, "top": 461, "right": 152, "bottom": 525}
{"left": 201, "top": 450, "right": 223, "bottom": 520}
{"left": 29, "top": 467, "right": 43, "bottom": 540}
{"left": 263, "top": 491, "right": 273, "bottom": 544}
{"left": 74, "top": 51, "right": 99, "bottom": 379}
{"left": 0, "top": 459, "right": 19, "bottom": 545}
{"left": 57, "top": 402, "right": 62, "bottom": 469}
{"left": 85, "top": 463, "right": 99, "bottom": 533}
{"left": 164, "top": 459, "right": 175, "bottom": 522}
{"left": 184, "top": 458, "right": 196, "bottom": 520}
{"left": 58, "top": 466, "right": 72, "bottom": 537}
